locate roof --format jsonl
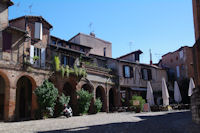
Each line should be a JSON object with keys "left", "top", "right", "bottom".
{"left": 49, "top": 44, "right": 85, "bottom": 55}
{"left": 119, "top": 59, "right": 163, "bottom": 70}
{"left": 6, "top": 26, "right": 27, "bottom": 33}
{"left": 9, "top": 16, "right": 53, "bottom": 28}
{"left": 0, "top": 0, "right": 14, "bottom": 6}
{"left": 162, "top": 46, "right": 192, "bottom": 57}
{"left": 51, "top": 35, "right": 92, "bottom": 49}
{"left": 68, "top": 32, "right": 112, "bottom": 44}
{"left": 117, "top": 50, "right": 143, "bottom": 59}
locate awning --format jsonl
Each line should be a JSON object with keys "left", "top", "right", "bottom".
{"left": 130, "top": 87, "right": 147, "bottom": 91}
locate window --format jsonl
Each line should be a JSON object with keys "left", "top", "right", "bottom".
{"left": 170, "top": 59, "right": 173, "bottom": 63}
{"left": 179, "top": 50, "right": 183, "bottom": 59}
{"left": 123, "top": 65, "right": 133, "bottom": 78}
{"left": 61, "top": 55, "right": 68, "bottom": 66}
{"left": 34, "top": 22, "right": 43, "bottom": 40}
{"left": 57, "top": 42, "right": 62, "bottom": 47}
{"left": 141, "top": 68, "right": 152, "bottom": 80}
{"left": 176, "top": 56, "right": 178, "bottom": 60}
{"left": 104, "top": 47, "right": 106, "bottom": 56}
{"left": 80, "top": 47, "right": 85, "bottom": 52}
{"left": 69, "top": 57, "right": 75, "bottom": 67}
{"left": 135, "top": 54, "right": 139, "bottom": 62}
{"left": 34, "top": 47, "right": 41, "bottom": 66}
{"left": 52, "top": 40, "right": 56, "bottom": 45}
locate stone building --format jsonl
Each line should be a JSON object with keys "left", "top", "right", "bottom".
{"left": 192, "top": 0, "right": 200, "bottom": 125}
{"left": 69, "top": 33, "right": 112, "bottom": 57}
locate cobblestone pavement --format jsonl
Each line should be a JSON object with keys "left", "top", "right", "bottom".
{"left": 0, "top": 110, "right": 199, "bottom": 133}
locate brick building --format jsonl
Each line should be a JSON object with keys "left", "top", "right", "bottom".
{"left": 192, "top": 0, "right": 200, "bottom": 124}
{"left": 69, "top": 33, "right": 112, "bottom": 57}
{"left": 0, "top": 1, "right": 119, "bottom": 121}
{"left": 160, "top": 46, "right": 194, "bottom": 81}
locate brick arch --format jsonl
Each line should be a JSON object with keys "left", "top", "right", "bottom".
{"left": 0, "top": 70, "right": 10, "bottom": 120}
{"left": 96, "top": 85, "right": 107, "bottom": 112}
{"left": 62, "top": 81, "right": 77, "bottom": 115}
{"left": 15, "top": 75, "right": 37, "bottom": 120}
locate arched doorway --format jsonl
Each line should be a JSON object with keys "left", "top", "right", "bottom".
{"left": 109, "top": 88, "right": 115, "bottom": 112}
{"left": 63, "top": 82, "right": 76, "bottom": 115}
{"left": 0, "top": 75, "right": 5, "bottom": 120}
{"left": 96, "top": 86, "right": 106, "bottom": 112}
{"left": 16, "top": 76, "right": 33, "bottom": 120}
{"left": 82, "top": 84, "right": 94, "bottom": 113}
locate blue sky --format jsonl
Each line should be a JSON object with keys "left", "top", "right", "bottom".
{"left": 9, "top": 0, "right": 194, "bottom": 64}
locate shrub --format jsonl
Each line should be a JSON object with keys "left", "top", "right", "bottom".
{"left": 34, "top": 80, "right": 59, "bottom": 118}
{"left": 54, "top": 93, "right": 70, "bottom": 117}
{"left": 54, "top": 56, "right": 60, "bottom": 71}
{"left": 77, "top": 89, "right": 93, "bottom": 114}
{"left": 130, "top": 95, "right": 146, "bottom": 113}
{"left": 94, "top": 98, "right": 102, "bottom": 113}
{"left": 61, "top": 65, "right": 65, "bottom": 78}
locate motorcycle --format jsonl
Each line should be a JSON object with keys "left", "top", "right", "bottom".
{"left": 63, "top": 104, "right": 73, "bottom": 118}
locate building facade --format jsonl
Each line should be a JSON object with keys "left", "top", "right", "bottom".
{"left": 160, "top": 46, "right": 194, "bottom": 81}
{"left": 192, "top": 0, "right": 200, "bottom": 125}
{"left": 69, "top": 33, "right": 112, "bottom": 58}
{"left": 0, "top": 0, "right": 168, "bottom": 122}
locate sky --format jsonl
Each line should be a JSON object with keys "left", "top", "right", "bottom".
{"left": 9, "top": 0, "right": 195, "bottom": 64}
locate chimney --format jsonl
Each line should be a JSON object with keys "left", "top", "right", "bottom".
{"left": 90, "top": 32, "right": 95, "bottom": 37}
{"left": 150, "top": 49, "right": 153, "bottom": 65}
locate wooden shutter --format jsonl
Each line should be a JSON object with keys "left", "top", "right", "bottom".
{"left": 141, "top": 68, "right": 144, "bottom": 79}
{"left": 30, "top": 45, "right": 34, "bottom": 64}
{"left": 35, "top": 22, "right": 42, "bottom": 40}
{"left": 130, "top": 66, "right": 133, "bottom": 78}
{"left": 123, "top": 65, "right": 126, "bottom": 77}
{"left": 40, "top": 23, "right": 43, "bottom": 40}
{"left": 147, "top": 69, "right": 152, "bottom": 80}
{"left": 41, "top": 48, "right": 46, "bottom": 68}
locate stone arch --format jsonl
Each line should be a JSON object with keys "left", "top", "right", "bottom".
{"left": 15, "top": 75, "right": 36, "bottom": 120}
{"left": 0, "top": 70, "right": 10, "bottom": 120}
{"left": 96, "top": 85, "right": 107, "bottom": 112}
{"left": 109, "top": 88, "right": 117, "bottom": 112}
{"left": 63, "top": 82, "right": 77, "bottom": 115}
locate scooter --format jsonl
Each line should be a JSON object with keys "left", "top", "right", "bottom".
{"left": 63, "top": 104, "right": 73, "bottom": 118}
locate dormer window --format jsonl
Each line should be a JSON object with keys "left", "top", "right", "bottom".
{"left": 34, "top": 22, "right": 43, "bottom": 40}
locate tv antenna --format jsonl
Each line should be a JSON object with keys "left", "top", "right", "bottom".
{"left": 89, "top": 22, "right": 94, "bottom": 33}
{"left": 28, "top": 4, "right": 33, "bottom": 14}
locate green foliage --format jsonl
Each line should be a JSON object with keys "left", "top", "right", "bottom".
{"left": 33, "top": 56, "right": 39, "bottom": 62}
{"left": 65, "top": 65, "right": 70, "bottom": 77}
{"left": 130, "top": 95, "right": 146, "bottom": 112}
{"left": 54, "top": 93, "right": 70, "bottom": 117}
{"left": 34, "top": 80, "right": 59, "bottom": 118}
{"left": 74, "top": 65, "right": 79, "bottom": 76}
{"left": 61, "top": 65, "right": 65, "bottom": 78}
{"left": 53, "top": 56, "right": 87, "bottom": 78}
{"left": 94, "top": 98, "right": 102, "bottom": 113}
{"left": 54, "top": 56, "right": 60, "bottom": 71}
{"left": 77, "top": 89, "right": 93, "bottom": 114}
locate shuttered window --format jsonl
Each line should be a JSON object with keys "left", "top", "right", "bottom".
{"left": 141, "top": 68, "right": 152, "bottom": 81}
{"left": 123, "top": 65, "right": 133, "bottom": 78}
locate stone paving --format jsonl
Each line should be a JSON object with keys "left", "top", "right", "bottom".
{"left": 0, "top": 110, "right": 199, "bottom": 133}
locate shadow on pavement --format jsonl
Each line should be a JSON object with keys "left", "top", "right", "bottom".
{"left": 37, "top": 111, "right": 200, "bottom": 133}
